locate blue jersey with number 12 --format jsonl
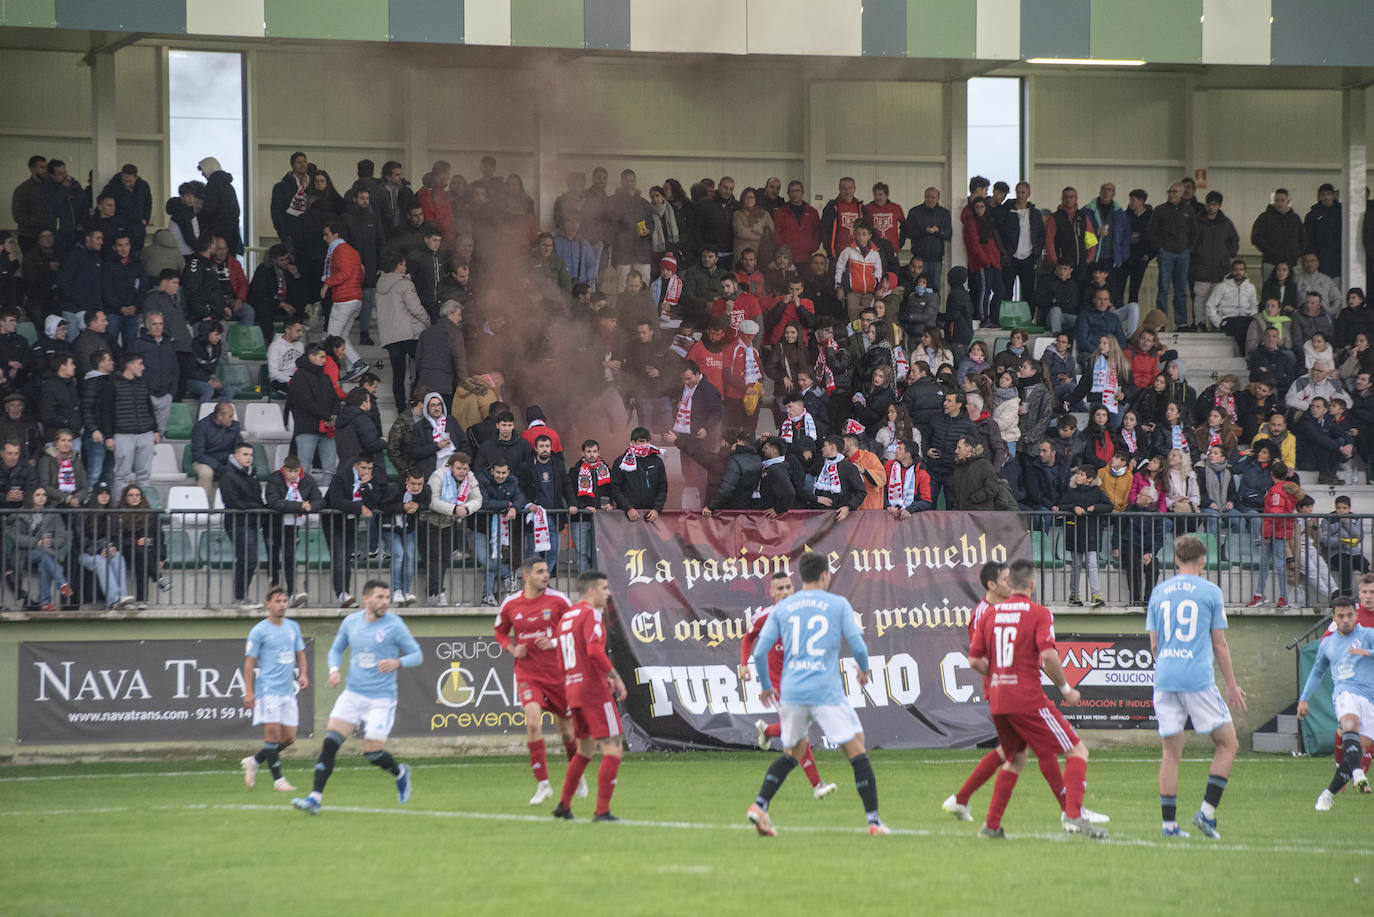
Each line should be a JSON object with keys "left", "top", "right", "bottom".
{"left": 754, "top": 588, "right": 869, "bottom": 706}
{"left": 1146, "top": 574, "right": 1227, "bottom": 693}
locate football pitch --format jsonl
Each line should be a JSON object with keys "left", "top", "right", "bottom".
{"left": 0, "top": 748, "right": 1361, "bottom": 915}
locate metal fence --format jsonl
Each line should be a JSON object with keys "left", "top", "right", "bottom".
{"left": 0, "top": 506, "right": 1363, "bottom": 612}
{"left": 0, "top": 507, "right": 586, "bottom": 612}
{"left": 1022, "top": 509, "right": 1368, "bottom": 610}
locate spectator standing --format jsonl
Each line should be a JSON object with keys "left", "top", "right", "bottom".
{"left": 611, "top": 428, "right": 668, "bottom": 521}
{"left": 264, "top": 455, "right": 320, "bottom": 608}
{"left": 1304, "top": 182, "right": 1343, "bottom": 285}
{"left": 248, "top": 244, "right": 305, "bottom": 344}
{"left": 109, "top": 353, "right": 157, "bottom": 498}
{"left": 1190, "top": 191, "right": 1240, "bottom": 312}
{"left": 1120, "top": 195, "right": 1159, "bottom": 304}
{"left": 1250, "top": 462, "right": 1300, "bottom": 608}
{"left": 1061, "top": 464, "right": 1112, "bottom": 606}
{"left": 58, "top": 228, "right": 104, "bottom": 326}
{"left": 128, "top": 310, "right": 178, "bottom": 434}
{"left": 998, "top": 181, "right": 1044, "bottom": 302}
{"left": 11, "top": 155, "right": 48, "bottom": 252}
{"left": 101, "top": 233, "right": 145, "bottom": 348}
{"left": 100, "top": 165, "right": 152, "bottom": 252}
{"left": 381, "top": 471, "right": 429, "bottom": 605}
{"left": 565, "top": 439, "right": 614, "bottom": 574}
{"left": 821, "top": 177, "right": 864, "bottom": 261}
{"left": 80, "top": 349, "right": 117, "bottom": 486}
{"left": 286, "top": 345, "right": 340, "bottom": 485}
{"left": 324, "top": 455, "right": 379, "bottom": 608}
{"left": 197, "top": 158, "right": 241, "bottom": 254}
{"left": 476, "top": 459, "right": 526, "bottom": 605}
{"left": 1250, "top": 189, "right": 1306, "bottom": 281}
{"left": 421, "top": 452, "right": 482, "bottom": 605}
{"left": 320, "top": 223, "right": 366, "bottom": 378}
{"left": 1147, "top": 183, "right": 1199, "bottom": 329}
{"left": 412, "top": 299, "right": 466, "bottom": 399}
{"left": 219, "top": 442, "right": 265, "bottom": 611}
{"left": 773, "top": 181, "right": 821, "bottom": 265}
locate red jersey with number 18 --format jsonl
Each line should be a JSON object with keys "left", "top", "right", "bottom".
{"left": 494, "top": 589, "right": 573, "bottom": 683}
{"left": 969, "top": 593, "right": 1056, "bottom": 715}
{"left": 558, "top": 601, "right": 615, "bottom": 708}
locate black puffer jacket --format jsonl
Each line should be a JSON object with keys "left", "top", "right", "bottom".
{"left": 708, "top": 444, "right": 762, "bottom": 511}
{"left": 286, "top": 354, "right": 338, "bottom": 435}
{"left": 111, "top": 373, "right": 156, "bottom": 435}
{"left": 38, "top": 373, "right": 81, "bottom": 435}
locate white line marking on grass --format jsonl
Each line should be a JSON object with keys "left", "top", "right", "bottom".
{"left": 0, "top": 801, "right": 1366, "bottom": 856}
{"left": 656, "top": 865, "right": 713, "bottom": 874}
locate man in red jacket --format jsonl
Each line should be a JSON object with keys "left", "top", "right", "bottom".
{"left": 320, "top": 222, "right": 367, "bottom": 378}
{"left": 774, "top": 180, "right": 821, "bottom": 262}
{"left": 820, "top": 177, "right": 864, "bottom": 259}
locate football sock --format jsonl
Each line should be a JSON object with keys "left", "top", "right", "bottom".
{"left": 562, "top": 737, "right": 579, "bottom": 762}
{"left": 800, "top": 744, "right": 822, "bottom": 788}
{"left": 1160, "top": 794, "right": 1178, "bottom": 825}
{"left": 253, "top": 745, "right": 270, "bottom": 764}
{"left": 849, "top": 754, "right": 879, "bottom": 823}
{"left": 1200, "top": 774, "right": 1227, "bottom": 818}
{"left": 595, "top": 755, "right": 620, "bottom": 815}
{"left": 560, "top": 754, "right": 590, "bottom": 808}
{"left": 956, "top": 750, "right": 1003, "bottom": 805}
{"left": 263, "top": 742, "right": 282, "bottom": 780}
{"left": 1328, "top": 770, "right": 1349, "bottom": 794}
{"left": 764, "top": 722, "right": 781, "bottom": 738}
{"left": 755, "top": 754, "right": 799, "bottom": 810}
{"left": 1063, "top": 756, "right": 1087, "bottom": 820}
{"left": 528, "top": 740, "right": 549, "bottom": 783}
{"left": 1037, "top": 754, "right": 1066, "bottom": 809}
{"left": 313, "top": 730, "right": 345, "bottom": 794}
{"left": 986, "top": 768, "right": 1018, "bottom": 831}
{"left": 1339, "top": 731, "right": 1363, "bottom": 778}
{"left": 1363, "top": 749, "right": 1372, "bottom": 773}
{"left": 365, "top": 750, "right": 400, "bottom": 776}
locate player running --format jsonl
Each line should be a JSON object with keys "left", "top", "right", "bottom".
{"left": 552, "top": 570, "right": 628, "bottom": 822}
{"left": 1147, "top": 535, "right": 1247, "bottom": 838}
{"left": 1301, "top": 594, "right": 1374, "bottom": 811}
{"left": 968, "top": 559, "right": 1105, "bottom": 839}
{"left": 292, "top": 581, "right": 423, "bottom": 815}
{"left": 240, "top": 586, "right": 308, "bottom": 792}
{"left": 1321, "top": 574, "right": 1374, "bottom": 776}
{"left": 741, "top": 571, "right": 837, "bottom": 800}
{"left": 494, "top": 557, "right": 587, "bottom": 806}
{"left": 746, "top": 551, "right": 890, "bottom": 837}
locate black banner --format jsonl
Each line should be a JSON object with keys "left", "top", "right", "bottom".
{"left": 392, "top": 636, "right": 560, "bottom": 738}
{"left": 1042, "top": 634, "right": 1157, "bottom": 729}
{"left": 18, "top": 639, "right": 315, "bottom": 744}
{"left": 597, "top": 510, "right": 1030, "bottom": 751}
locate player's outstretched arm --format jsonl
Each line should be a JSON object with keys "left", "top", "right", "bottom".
{"left": 1211, "top": 630, "right": 1247, "bottom": 713}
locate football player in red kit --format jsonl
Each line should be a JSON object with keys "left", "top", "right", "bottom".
{"left": 553, "top": 570, "right": 628, "bottom": 822}
{"left": 740, "top": 572, "right": 837, "bottom": 799}
{"left": 494, "top": 557, "right": 585, "bottom": 805}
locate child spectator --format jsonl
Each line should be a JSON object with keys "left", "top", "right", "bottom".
{"left": 1250, "top": 461, "right": 1301, "bottom": 608}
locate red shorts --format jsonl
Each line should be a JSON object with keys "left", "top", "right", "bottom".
{"left": 992, "top": 704, "right": 1080, "bottom": 759}
{"left": 570, "top": 699, "right": 623, "bottom": 740}
{"left": 518, "top": 678, "right": 568, "bottom": 716}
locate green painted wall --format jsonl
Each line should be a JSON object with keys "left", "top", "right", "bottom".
{"left": 0, "top": 612, "right": 1317, "bottom": 760}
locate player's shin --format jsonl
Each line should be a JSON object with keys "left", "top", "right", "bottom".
{"left": 849, "top": 753, "right": 880, "bottom": 824}
{"left": 262, "top": 742, "right": 282, "bottom": 780}
{"left": 528, "top": 739, "right": 548, "bottom": 782}
{"left": 986, "top": 769, "right": 1018, "bottom": 831}
{"left": 1160, "top": 794, "right": 1178, "bottom": 826}
{"left": 560, "top": 754, "right": 591, "bottom": 808}
{"left": 1339, "top": 731, "right": 1363, "bottom": 777}
{"left": 956, "top": 750, "right": 1003, "bottom": 805}
{"left": 595, "top": 756, "right": 619, "bottom": 815}
{"left": 1200, "top": 774, "right": 1227, "bottom": 818}
{"left": 313, "top": 730, "right": 345, "bottom": 795}
{"left": 799, "top": 745, "right": 822, "bottom": 788}
{"left": 754, "top": 754, "right": 799, "bottom": 810}
{"left": 365, "top": 749, "right": 401, "bottom": 776}
{"left": 1063, "top": 756, "right": 1088, "bottom": 820}
{"left": 1037, "top": 753, "right": 1066, "bottom": 809}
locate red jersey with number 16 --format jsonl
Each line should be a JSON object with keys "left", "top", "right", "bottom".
{"left": 969, "top": 594, "right": 1057, "bottom": 715}
{"left": 494, "top": 589, "right": 573, "bottom": 684}
{"left": 558, "top": 601, "right": 615, "bottom": 708}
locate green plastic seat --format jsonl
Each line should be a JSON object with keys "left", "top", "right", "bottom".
{"left": 297, "top": 528, "right": 329, "bottom": 569}
{"left": 1224, "top": 534, "right": 1260, "bottom": 569}
{"left": 165, "top": 530, "right": 197, "bottom": 569}
{"left": 217, "top": 361, "right": 264, "bottom": 398}
{"left": 201, "top": 530, "right": 237, "bottom": 569}
{"left": 227, "top": 325, "right": 267, "bottom": 361}
{"left": 1197, "top": 532, "right": 1228, "bottom": 571}
{"left": 252, "top": 443, "right": 271, "bottom": 482}
{"left": 143, "top": 487, "right": 164, "bottom": 510}
{"left": 999, "top": 301, "right": 1031, "bottom": 329}
{"left": 181, "top": 443, "right": 195, "bottom": 477}
{"left": 1032, "top": 530, "right": 1064, "bottom": 568}
{"left": 16, "top": 321, "right": 37, "bottom": 345}
{"left": 165, "top": 402, "right": 194, "bottom": 440}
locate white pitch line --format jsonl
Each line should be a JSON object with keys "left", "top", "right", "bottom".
{"left": 0, "top": 801, "right": 1364, "bottom": 856}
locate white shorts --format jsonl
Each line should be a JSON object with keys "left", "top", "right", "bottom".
{"left": 328, "top": 689, "right": 398, "bottom": 741}
{"left": 1154, "top": 686, "right": 1232, "bottom": 737}
{"left": 1333, "top": 691, "right": 1374, "bottom": 739}
{"left": 252, "top": 693, "right": 299, "bottom": 728}
{"left": 778, "top": 702, "right": 863, "bottom": 749}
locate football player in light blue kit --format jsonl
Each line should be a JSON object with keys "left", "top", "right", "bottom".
{"left": 241, "top": 586, "right": 308, "bottom": 792}
{"left": 292, "top": 580, "right": 423, "bottom": 815}
{"left": 1299, "top": 595, "right": 1374, "bottom": 810}
{"left": 745, "top": 551, "right": 889, "bottom": 836}
{"left": 1147, "top": 535, "right": 1247, "bottom": 839}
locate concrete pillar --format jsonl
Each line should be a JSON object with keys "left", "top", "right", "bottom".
{"left": 534, "top": 90, "right": 559, "bottom": 228}
{"left": 806, "top": 82, "right": 824, "bottom": 209}
{"left": 1186, "top": 84, "right": 1209, "bottom": 195}
{"left": 945, "top": 79, "right": 969, "bottom": 275}
{"left": 1341, "top": 87, "right": 1367, "bottom": 292}
{"left": 91, "top": 51, "right": 119, "bottom": 191}
{"left": 403, "top": 65, "right": 429, "bottom": 183}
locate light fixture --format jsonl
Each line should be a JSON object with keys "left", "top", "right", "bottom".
{"left": 1026, "top": 58, "right": 1146, "bottom": 66}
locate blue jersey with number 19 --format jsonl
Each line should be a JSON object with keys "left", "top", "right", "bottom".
{"left": 754, "top": 588, "right": 869, "bottom": 706}
{"left": 1146, "top": 574, "right": 1227, "bottom": 693}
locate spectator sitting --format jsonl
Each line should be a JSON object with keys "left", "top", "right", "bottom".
{"left": 1248, "top": 325, "right": 1296, "bottom": 394}
{"left": 1293, "top": 292, "right": 1335, "bottom": 351}
{"left": 1285, "top": 359, "right": 1346, "bottom": 413}
{"left": 36, "top": 428, "right": 88, "bottom": 508}
{"left": 190, "top": 401, "right": 243, "bottom": 498}
{"left": 1205, "top": 259, "right": 1258, "bottom": 351}
{"left": 15, "top": 485, "right": 73, "bottom": 610}
{"left": 1096, "top": 451, "right": 1133, "bottom": 511}
{"left": 1295, "top": 396, "right": 1353, "bottom": 485}
{"left": 265, "top": 318, "right": 306, "bottom": 398}
{"left": 186, "top": 320, "right": 236, "bottom": 405}
{"left": 1321, "top": 496, "right": 1369, "bottom": 595}
{"left": 1191, "top": 407, "right": 1241, "bottom": 461}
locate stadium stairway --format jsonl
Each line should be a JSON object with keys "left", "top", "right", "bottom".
{"left": 1251, "top": 703, "right": 1303, "bottom": 754}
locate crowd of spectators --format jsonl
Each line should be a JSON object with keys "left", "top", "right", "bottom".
{"left": 3, "top": 148, "right": 1372, "bottom": 612}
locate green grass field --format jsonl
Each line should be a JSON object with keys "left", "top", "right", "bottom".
{"left": 0, "top": 748, "right": 1364, "bottom": 915}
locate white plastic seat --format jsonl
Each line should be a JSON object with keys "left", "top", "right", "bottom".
{"left": 166, "top": 485, "right": 211, "bottom": 527}
{"left": 243, "top": 403, "right": 293, "bottom": 442}
{"left": 149, "top": 443, "right": 185, "bottom": 482}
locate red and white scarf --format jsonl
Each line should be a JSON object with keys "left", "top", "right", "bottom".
{"left": 1208, "top": 427, "right": 1222, "bottom": 448}
{"left": 1120, "top": 428, "right": 1136, "bottom": 453}
{"left": 893, "top": 345, "right": 909, "bottom": 382}
{"left": 658, "top": 274, "right": 682, "bottom": 315}
{"left": 287, "top": 174, "right": 308, "bottom": 218}
{"left": 844, "top": 418, "right": 866, "bottom": 435}
{"left": 619, "top": 442, "right": 662, "bottom": 472}
{"left": 816, "top": 456, "right": 842, "bottom": 493}
{"left": 885, "top": 459, "right": 915, "bottom": 507}
{"left": 674, "top": 384, "right": 696, "bottom": 433}
{"left": 57, "top": 457, "right": 76, "bottom": 492}
{"left": 1091, "top": 355, "right": 1120, "bottom": 414}
{"left": 576, "top": 459, "right": 611, "bottom": 498}
{"left": 732, "top": 341, "right": 761, "bottom": 384}
{"left": 815, "top": 339, "right": 838, "bottom": 394}
{"left": 351, "top": 473, "right": 363, "bottom": 501}
{"left": 780, "top": 411, "right": 816, "bottom": 444}
{"left": 1214, "top": 391, "right": 1236, "bottom": 422}
{"left": 526, "top": 505, "right": 551, "bottom": 552}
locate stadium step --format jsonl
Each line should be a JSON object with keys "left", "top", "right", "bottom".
{"left": 1251, "top": 702, "right": 1302, "bottom": 754}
